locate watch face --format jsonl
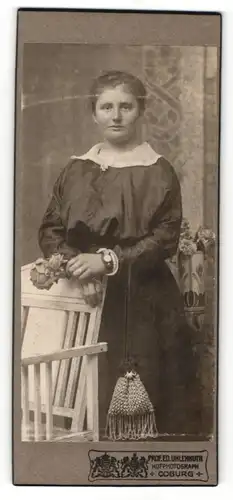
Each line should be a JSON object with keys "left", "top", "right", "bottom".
{"left": 104, "top": 254, "right": 112, "bottom": 263}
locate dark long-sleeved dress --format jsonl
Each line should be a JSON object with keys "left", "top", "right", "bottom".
{"left": 38, "top": 150, "right": 201, "bottom": 438}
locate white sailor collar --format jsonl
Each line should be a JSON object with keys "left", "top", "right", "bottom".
{"left": 71, "top": 142, "right": 161, "bottom": 169}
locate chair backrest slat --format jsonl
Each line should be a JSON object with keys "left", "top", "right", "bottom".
{"left": 71, "top": 307, "right": 101, "bottom": 432}
{"left": 64, "top": 312, "right": 88, "bottom": 408}
{"left": 52, "top": 310, "right": 69, "bottom": 402}
{"left": 22, "top": 295, "right": 93, "bottom": 313}
{"left": 21, "top": 306, "right": 29, "bottom": 343}
{"left": 53, "top": 311, "right": 77, "bottom": 407}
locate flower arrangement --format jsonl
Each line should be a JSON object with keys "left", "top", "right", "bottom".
{"left": 178, "top": 218, "right": 216, "bottom": 257}
{"left": 30, "top": 253, "right": 68, "bottom": 290}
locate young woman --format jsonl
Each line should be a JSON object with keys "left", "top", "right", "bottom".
{"left": 38, "top": 71, "right": 200, "bottom": 439}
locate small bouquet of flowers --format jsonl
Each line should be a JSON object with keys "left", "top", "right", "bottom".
{"left": 194, "top": 226, "right": 216, "bottom": 253}
{"left": 30, "top": 253, "right": 69, "bottom": 290}
{"left": 178, "top": 218, "right": 215, "bottom": 257}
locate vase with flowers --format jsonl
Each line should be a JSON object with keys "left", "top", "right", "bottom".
{"left": 178, "top": 218, "right": 215, "bottom": 331}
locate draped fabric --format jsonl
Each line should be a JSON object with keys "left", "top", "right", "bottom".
{"left": 38, "top": 154, "right": 201, "bottom": 437}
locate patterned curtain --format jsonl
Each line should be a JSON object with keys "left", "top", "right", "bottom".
{"left": 142, "top": 45, "right": 218, "bottom": 436}
{"left": 142, "top": 46, "right": 205, "bottom": 231}
{"left": 142, "top": 46, "right": 183, "bottom": 175}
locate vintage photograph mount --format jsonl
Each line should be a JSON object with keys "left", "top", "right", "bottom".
{"left": 13, "top": 9, "right": 221, "bottom": 486}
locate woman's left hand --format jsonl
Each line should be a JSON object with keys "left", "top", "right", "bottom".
{"left": 66, "top": 253, "right": 106, "bottom": 281}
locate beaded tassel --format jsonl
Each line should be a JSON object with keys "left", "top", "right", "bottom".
{"left": 105, "top": 371, "right": 158, "bottom": 440}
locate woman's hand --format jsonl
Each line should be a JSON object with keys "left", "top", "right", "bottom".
{"left": 79, "top": 279, "right": 103, "bottom": 308}
{"left": 66, "top": 253, "right": 106, "bottom": 281}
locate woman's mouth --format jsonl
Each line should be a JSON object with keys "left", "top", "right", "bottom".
{"left": 109, "top": 125, "right": 124, "bottom": 130}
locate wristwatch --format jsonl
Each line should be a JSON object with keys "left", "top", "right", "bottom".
{"left": 97, "top": 248, "right": 114, "bottom": 272}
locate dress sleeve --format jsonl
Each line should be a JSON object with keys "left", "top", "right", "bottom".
{"left": 38, "top": 160, "right": 79, "bottom": 259}
{"left": 113, "top": 161, "right": 182, "bottom": 271}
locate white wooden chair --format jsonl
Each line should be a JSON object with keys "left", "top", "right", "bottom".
{"left": 21, "top": 264, "right": 107, "bottom": 442}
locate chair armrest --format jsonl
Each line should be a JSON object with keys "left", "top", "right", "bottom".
{"left": 21, "top": 342, "right": 108, "bottom": 366}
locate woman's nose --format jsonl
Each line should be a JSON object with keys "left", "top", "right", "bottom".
{"left": 112, "top": 106, "right": 121, "bottom": 121}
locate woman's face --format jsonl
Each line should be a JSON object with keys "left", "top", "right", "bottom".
{"left": 93, "top": 84, "right": 141, "bottom": 145}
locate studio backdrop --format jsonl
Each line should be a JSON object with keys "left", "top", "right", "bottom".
{"left": 21, "top": 43, "right": 219, "bottom": 436}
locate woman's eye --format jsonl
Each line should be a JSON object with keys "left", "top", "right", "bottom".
{"left": 121, "top": 104, "right": 132, "bottom": 110}
{"left": 102, "top": 104, "right": 112, "bottom": 110}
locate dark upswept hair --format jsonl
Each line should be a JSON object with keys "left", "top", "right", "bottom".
{"left": 89, "top": 70, "right": 147, "bottom": 114}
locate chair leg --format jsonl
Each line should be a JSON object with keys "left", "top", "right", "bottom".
{"left": 33, "top": 364, "right": 42, "bottom": 441}
{"left": 21, "top": 365, "right": 30, "bottom": 441}
{"left": 45, "top": 361, "right": 53, "bottom": 440}
{"left": 86, "top": 354, "right": 99, "bottom": 441}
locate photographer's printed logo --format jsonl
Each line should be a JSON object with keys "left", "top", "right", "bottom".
{"left": 88, "top": 450, "right": 209, "bottom": 482}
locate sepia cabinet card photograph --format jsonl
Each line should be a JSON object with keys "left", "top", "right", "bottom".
{"left": 13, "top": 9, "right": 221, "bottom": 486}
